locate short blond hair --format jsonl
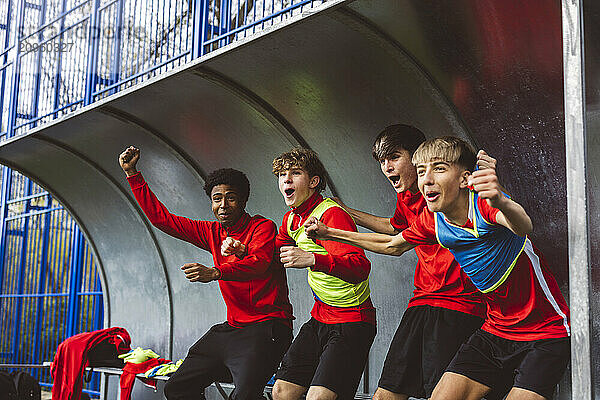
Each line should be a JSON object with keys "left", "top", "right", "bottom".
{"left": 412, "top": 136, "right": 477, "bottom": 171}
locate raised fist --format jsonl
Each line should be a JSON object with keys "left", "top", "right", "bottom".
{"left": 476, "top": 150, "right": 497, "bottom": 171}
{"left": 119, "top": 146, "right": 140, "bottom": 177}
{"left": 468, "top": 168, "right": 504, "bottom": 208}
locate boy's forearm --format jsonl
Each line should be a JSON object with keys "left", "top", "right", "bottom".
{"left": 322, "top": 227, "right": 413, "bottom": 256}
{"left": 123, "top": 167, "right": 138, "bottom": 177}
{"left": 496, "top": 198, "right": 533, "bottom": 237}
{"left": 345, "top": 207, "right": 397, "bottom": 235}
{"left": 312, "top": 250, "right": 370, "bottom": 284}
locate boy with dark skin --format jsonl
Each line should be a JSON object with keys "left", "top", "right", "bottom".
{"left": 332, "top": 125, "right": 490, "bottom": 400}
{"left": 119, "top": 146, "right": 293, "bottom": 400}
{"left": 305, "top": 137, "right": 570, "bottom": 400}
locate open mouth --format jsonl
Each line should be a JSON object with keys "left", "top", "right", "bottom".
{"left": 388, "top": 175, "right": 400, "bottom": 185}
{"left": 425, "top": 191, "right": 440, "bottom": 202}
{"left": 284, "top": 188, "right": 295, "bottom": 197}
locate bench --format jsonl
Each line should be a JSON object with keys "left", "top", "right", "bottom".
{"left": 83, "top": 366, "right": 236, "bottom": 400}
{"left": 1, "top": 363, "right": 262, "bottom": 399}
{"left": 1, "top": 363, "right": 372, "bottom": 399}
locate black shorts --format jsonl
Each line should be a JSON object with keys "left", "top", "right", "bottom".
{"left": 275, "top": 318, "right": 376, "bottom": 400}
{"left": 377, "top": 305, "right": 484, "bottom": 398}
{"left": 164, "top": 319, "right": 292, "bottom": 400}
{"left": 446, "top": 329, "right": 570, "bottom": 399}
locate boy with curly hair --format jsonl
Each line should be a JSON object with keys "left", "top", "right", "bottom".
{"left": 119, "top": 146, "right": 293, "bottom": 400}
{"left": 269, "top": 148, "right": 376, "bottom": 400}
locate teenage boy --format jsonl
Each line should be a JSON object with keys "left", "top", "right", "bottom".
{"left": 272, "top": 148, "right": 376, "bottom": 400}
{"left": 333, "top": 125, "right": 487, "bottom": 400}
{"left": 304, "top": 137, "right": 570, "bottom": 400}
{"left": 118, "top": 146, "right": 293, "bottom": 400}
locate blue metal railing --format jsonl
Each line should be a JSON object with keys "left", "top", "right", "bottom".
{"left": 0, "top": 0, "right": 326, "bottom": 138}
{"left": 0, "top": 167, "right": 104, "bottom": 397}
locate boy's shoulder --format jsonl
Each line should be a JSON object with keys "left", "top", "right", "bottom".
{"left": 416, "top": 205, "right": 435, "bottom": 227}
{"left": 397, "top": 188, "right": 425, "bottom": 204}
{"left": 248, "top": 214, "right": 278, "bottom": 230}
{"left": 395, "top": 189, "right": 427, "bottom": 217}
{"left": 320, "top": 199, "right": 358, "bottom": 231}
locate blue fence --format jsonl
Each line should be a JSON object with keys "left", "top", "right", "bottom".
{"left": 0, "top": 0, "right": 326, "bottom": 138}
{"left": 0, "top": 166, "right": 104, "bottom": 397}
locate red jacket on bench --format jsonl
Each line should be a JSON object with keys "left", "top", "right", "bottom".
{"left": 51, "top": 327, "right": 131, "bottom": 400}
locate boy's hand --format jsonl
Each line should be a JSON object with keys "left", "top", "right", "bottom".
{"left": 468, "top": 168, "right": 506, "bottom": 209}
{"left": 181, "top": 262, "right": 221, "bottom": 282}
{"left": 476, "top": 150, "right": 497, "bottom": 171}
{"left": 119, "top": 146, "right": 140, "bottom": 177}
{"left": 280, "top": 246, "right": 315, "bottom": 269}
{"left": 304, "top": 216, "right": 330, "bottom": 239}
{"left": 221, "top": 237, "right": 246, "bottom": 258}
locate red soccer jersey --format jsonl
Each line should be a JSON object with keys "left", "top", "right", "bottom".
{"left": 128, "top": 173, "right": 293, "bottom": 328}
{"left": 390, "top": 190, "right": 485, "bottom": 316}
{"left": 402, "top": 198, "right": 570, "bottom": 341}
{"left": 277, "top": 192, "right": 376, "bottom": 325}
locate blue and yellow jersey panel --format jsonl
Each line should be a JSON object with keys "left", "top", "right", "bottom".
{"left": 434, "top": 191, "right": 526, "bottom": 293}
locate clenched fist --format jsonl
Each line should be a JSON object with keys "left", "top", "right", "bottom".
{"left": 221, "top": 237, "right": 246, "bottom": 258}
{"left": 476, "top": 150, "right": 497, "bottom": 171}
{"left": 279, "top": 246, "right": 315, "bottom": 269}
{"left": 119, "top": 146, "right": 140, "bottom": 177}
{"left": 303, "top": 216, "right": 330, "bottom": 240}
{"left": 181, "top": 262, "right": 221, "bottom": 283}
{"left": 468, "top": 168, "right": 505, "bottom": 209}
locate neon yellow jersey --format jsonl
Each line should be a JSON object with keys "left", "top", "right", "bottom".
{"left": 287, "top": 198, "right": 371, "bottom": 307}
